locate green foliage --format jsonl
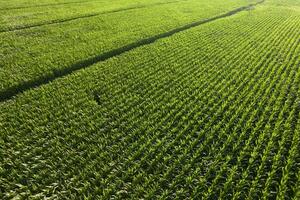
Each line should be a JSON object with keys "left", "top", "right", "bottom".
{"left": 0, "top": 0, "right": 299, "bottom": 199}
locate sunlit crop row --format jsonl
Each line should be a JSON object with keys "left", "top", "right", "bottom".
{"left": 0, "top": 0, "right": 299, "bottom": 199}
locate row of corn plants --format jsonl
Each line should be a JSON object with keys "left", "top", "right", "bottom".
{"left": 1, "top": 1, "right": 299, "bottom": 199}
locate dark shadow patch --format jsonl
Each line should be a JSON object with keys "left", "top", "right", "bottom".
{"left": 93, "top": 92, "right": 101, "bottom": 105}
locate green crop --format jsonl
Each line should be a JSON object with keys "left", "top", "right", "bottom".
{"left": 0, "top": 0, "right": 299, "bottom": 199}
{"left": 0, "top": 0, "right": 258, "bottom": 98}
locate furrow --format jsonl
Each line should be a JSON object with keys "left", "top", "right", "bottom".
{"left": 0, "top": 0, "right": 187, "bottom": 33}
{"left": 125, "top": 13, "right": 283, "bottom": 198}
{"left": 98, "top": 13, "right": 278, "bottom": 198}
{"left": 0, "top": 0, "right": 265, "bottom": 102}
{"left": 204, "top": 18, "right": 300, "bottom": 199}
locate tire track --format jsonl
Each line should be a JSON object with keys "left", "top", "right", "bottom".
{"left": 0, "top": 0, "right": 188, "bottom": 33}
{"left": 0, "top": 0, "right": 265, "bottom": 102}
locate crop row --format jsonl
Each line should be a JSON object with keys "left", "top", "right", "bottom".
{"left": 102, "top": 11, "right": 300, "bottom": 199}
{"left": 0, "top": 0, "right": 188, "bottom": 32}
{"left": 0, "top": 0, "right": 259, "bottom": 96}
{"left": 0, "top": 0, "right": 92, "bottom": 9}
{"left": 1, "top": 2, "right": 299, "bottom": 198}
{"left": 93, "top": 11, "right": 292, "bottom": 199}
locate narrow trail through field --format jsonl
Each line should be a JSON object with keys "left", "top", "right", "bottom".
{"left": 0, "top": 0, "right": 265, "bottom": 102}
{"left": 0, "top": 0, "right": 187, "bottom": 33}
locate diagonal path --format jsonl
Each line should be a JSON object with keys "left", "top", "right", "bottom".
{"left": 0, "top": 0, "right": 188, "bottom": 33}
{"left": 0, "top": 0, "right": 265, "bottom": 102}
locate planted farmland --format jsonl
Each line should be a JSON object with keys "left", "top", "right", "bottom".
{"left": 0, "top": 0, "right": 259, "bottom": 99}
{"left": 0, "top": 0, "right": 300, "bottom": 199}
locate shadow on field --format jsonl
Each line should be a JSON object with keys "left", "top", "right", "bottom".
{"left": 0, "top": 0, "right": 265, "bottom": 102}
{"left": 0, "top": 0, "right": 188, "bottom": 33}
